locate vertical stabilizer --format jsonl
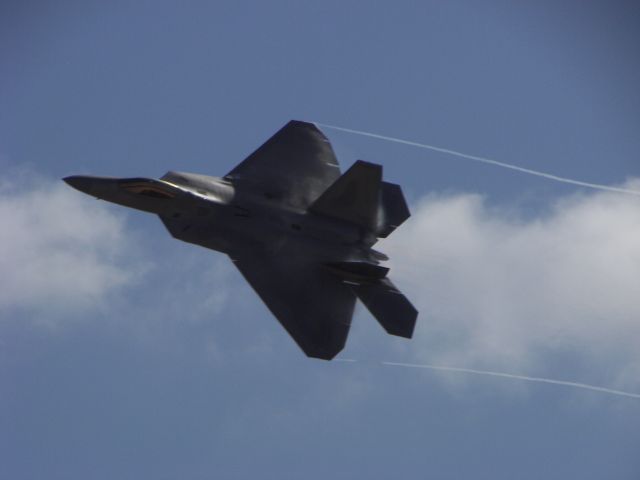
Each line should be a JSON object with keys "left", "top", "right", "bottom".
{"left": 308, "top": 160, "right": 382, "bottom": 230}
{"left": 377, "top": 181, "right": 411, "bottom": 238}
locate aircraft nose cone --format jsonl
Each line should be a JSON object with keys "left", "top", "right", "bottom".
{"left": 63, "top": 175, "right": 95, "bottom": 195}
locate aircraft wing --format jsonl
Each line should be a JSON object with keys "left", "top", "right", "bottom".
{"left": 224, "top": 120, "right": 341, "bottom": 210}
{"left": 230, "top": 252, "right": 356, "bottom": 360}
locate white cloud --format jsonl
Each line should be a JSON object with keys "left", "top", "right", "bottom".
{"left": 0, "top": 176, "right": 143, "bottom": 319}
{"left": 382, "top": 180, "right": 640, "bottom": 387}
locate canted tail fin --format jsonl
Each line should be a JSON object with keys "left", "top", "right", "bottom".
{"left": 377, "top": 182, "right": 411, "bottom": 238}
{"left": 308, "top": 160, "right": 411, "bottom": 238}
{"left": 308, "top": 160, "right": 382, "bottom": 230}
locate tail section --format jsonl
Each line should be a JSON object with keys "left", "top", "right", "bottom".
{"left": 323, "top": 261, "right": 417, "bottom": 338}
{"left": 352, "top": 278, "right": 417, "bottom": 338}
{"left": 308, "top": 160, "right": 381, "bottom": 230}
{"left": 311, "top": 159, "right": 417, "bottom": 338}
{"left": 377, "top": 182, "right": 411, "bottom": 238}
{"left": 308, "top": 161, "right": 411, "bottom": 239}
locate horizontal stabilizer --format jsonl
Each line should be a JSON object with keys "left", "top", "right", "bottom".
{"left": 351, "top": 278, "right": 417, "bottom": 338}
{"left": 309, "top": 160, "right": 382, "bottom": 229}
{"left": 377, "top": 182, "right": 411, "bottom": 238}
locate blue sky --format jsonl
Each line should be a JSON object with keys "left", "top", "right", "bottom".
{"left": 1, "top": 1, "right": 640, "bottom": 479}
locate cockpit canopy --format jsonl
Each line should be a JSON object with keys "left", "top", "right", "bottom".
{"left": 161, "top": 171, "right": 234, "bottom": 201}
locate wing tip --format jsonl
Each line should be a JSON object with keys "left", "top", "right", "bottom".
{"left": 303, "top": 347, "right": 344, "bottom": 361}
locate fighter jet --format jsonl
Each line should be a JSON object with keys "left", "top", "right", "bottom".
{"left": 64, "top": 120, "right": 417, "bottom": 360}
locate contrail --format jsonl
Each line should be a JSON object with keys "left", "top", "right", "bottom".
{"left": 315, "top": 123, "right": 640, "bottom": 197}
{"left": 379, "top": 361, "right": 640, "bottom": 399}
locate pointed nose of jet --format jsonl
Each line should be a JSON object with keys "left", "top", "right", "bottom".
{"left": 62, "top": 175, "right": 178, "bottom": 214}
{"left": 63, "top": 175, "right": 96, "bottom": 195}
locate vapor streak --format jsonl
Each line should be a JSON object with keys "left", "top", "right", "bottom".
{"left": 316, "top": 123, "right": 640, "bottom": 196}
{"left": 380, "top": 361, "right": 640, "bottom": 399}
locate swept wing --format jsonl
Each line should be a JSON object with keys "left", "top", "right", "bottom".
{"left": 225, "top": 120, "right": 341, "bottom": 210}
{"left": 231, "top": 252, "right": 356, "bottom": 360}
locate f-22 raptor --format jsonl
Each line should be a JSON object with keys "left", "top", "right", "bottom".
{"left": 64, "top": 121, "right": 417, "bottom": 360}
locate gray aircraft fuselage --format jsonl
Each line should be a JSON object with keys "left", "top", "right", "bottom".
{"left": 65, "top": 171, "right": 376, "bottom": 264}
